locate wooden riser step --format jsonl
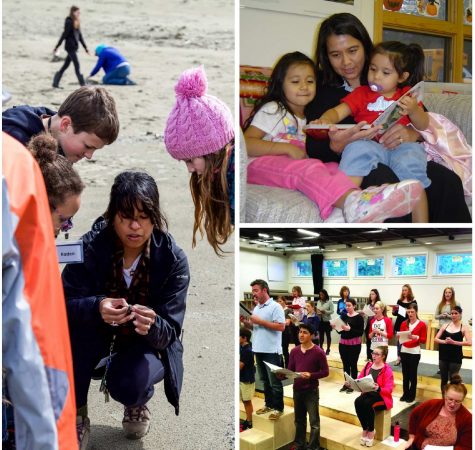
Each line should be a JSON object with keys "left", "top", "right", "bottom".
{"left": 319, "top": 416, "right": 407, "bottom": 450}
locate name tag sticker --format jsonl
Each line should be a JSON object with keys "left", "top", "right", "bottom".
{"left": 56, "top": 240, "right": 84, "bottom": 264}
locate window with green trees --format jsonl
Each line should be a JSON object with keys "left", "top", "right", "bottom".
{"left": 392, "top": 254, "right": 427, "bottom": 276}
{"left": 436, "top": 253, "right": 472, "bottom": 275}
{"left": 323, "top": 259, "right": 348, "bottom": 277}
{"left": 355, "top": 257, "right": 384, "bottom": 277}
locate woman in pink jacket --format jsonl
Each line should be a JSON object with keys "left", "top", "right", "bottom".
{"left": 354, "top": 345, "right": 394, "bottom": 447}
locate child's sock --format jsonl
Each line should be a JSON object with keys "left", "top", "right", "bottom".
{"left": 343, "top": 180, "right": 423, "bottom": 223}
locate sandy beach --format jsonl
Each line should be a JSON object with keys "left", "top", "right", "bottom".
{"left": 3, "top": 0, "right": 235, "bottom": 448}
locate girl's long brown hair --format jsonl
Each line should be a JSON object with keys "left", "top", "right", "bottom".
{"left": 399, "top": 284, "right": 414, "bottom": 301}
{"left": 189, "top": 142, "right": 233, "bottom": 256}
{"left": 69, "top": 6, "right": 80, "bottom": 29}
{"left": 436, "top": 287, "right": 457, "bottom": 315}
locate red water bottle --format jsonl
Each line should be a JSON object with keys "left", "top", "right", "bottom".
{"left": 394, "top": 421, "right": 400, "bottom": 442}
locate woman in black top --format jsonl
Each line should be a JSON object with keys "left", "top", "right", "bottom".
{"left": 53, "top": 5, "right": 89, "bottom": 88}
{"left": 333, "top": 298, "right": 364, "bottom": 393}
{"left": 434, "top": 306, "right": 472, "bottom": 394}
{"left": 305, "top": 13, "right": 471, "bottom": 223}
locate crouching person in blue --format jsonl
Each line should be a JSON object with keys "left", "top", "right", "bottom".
{"left": 62, "top": 171, "right": 189, "bottom": 448}
{"left": 89, "top": 44, "right": 136, "bottom": 85}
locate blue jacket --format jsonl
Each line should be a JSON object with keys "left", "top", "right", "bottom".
{"left": 62, "top": 218, "right": 190, "bottom": 415}
{"left": 2, "top": 105, "right": 56, "bottom": 147}
{"left": 90, "top": 47, "right": 128, "bottom": 77}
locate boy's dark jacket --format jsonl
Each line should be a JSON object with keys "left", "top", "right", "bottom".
{"left": 62, "top": 217, "right": 189, "bottom": 415}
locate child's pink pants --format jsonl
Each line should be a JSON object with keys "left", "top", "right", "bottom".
{"left": 247, "top": 155, "right": 357, "bottom": 219}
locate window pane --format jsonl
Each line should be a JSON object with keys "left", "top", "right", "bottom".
{"left": 383, "top": 0, "right": 447, "bottom": 20}
{"left": 383, "top": 29, "right": 451, "bottom": 82}
{"left": 463, "top": 40, "right": 472, "bottom": 83}
{"left": 436, "top": 253, "right": 472, "bottom": 275}
{"left": 464, "top": 0, "right": 472, "bottom": 25}
{"left": 295, "top": 261, "right": 312, "bottom": 277}
{"left": 323, "top": 259, "right": 348, "bottom": 277}
{"left": 355, "top": 257, "right": 384, "bottom": 277}
{"left": 392, "top": 255, "right": 427, "bottom": 276}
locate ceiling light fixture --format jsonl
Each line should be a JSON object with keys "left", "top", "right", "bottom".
{"left": 297, "top": 229, "right": 320, "bottom": 237}
{"left": 258, "top": 233, "right": 270, "bottom": 238}
{"left": 272, "top": 236, "right": 283, "bottom": 241}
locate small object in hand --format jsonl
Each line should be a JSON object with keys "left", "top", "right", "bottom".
{"left": 127, "top": 305, "right": 133, "bottom": 315}
{"left": 111, "top": 321, "right": 118, "bottom": 326}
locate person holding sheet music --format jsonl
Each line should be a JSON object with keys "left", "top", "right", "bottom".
{"left": 242, "top": 279, "right": 285, "bottom": 420}
{"left": 362, "top": 289, "right": 380, "bottom": 361}
{"left": 398, "top": 302, "right": 427, "bottom": 403}
{"left": 392, "top": 284, "right": 416, "bottom": 366}
{"left": 352, "top": 346, "right": 394, "bottom": 447}
{"left": 332, "top": 298, "right": 364, "bottom": 393}
{"left": 316, "top": 289, "right": 334, "bottom": 355}
{"left": 368, "top": 301, "right": 393, "bottom": 351}
{"left": 287, "top": 323, "right": 329, "bottom": 450}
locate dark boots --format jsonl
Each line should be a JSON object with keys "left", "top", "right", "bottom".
{"left": 52, "top": 71, "right": 62, "bottom": 88}
{"left": 53, "top": 71, "right": 86, "bottom": 87}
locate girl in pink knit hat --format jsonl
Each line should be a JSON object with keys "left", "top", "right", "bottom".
{"left": 164, "top": 66, "right": 234, "bottom": 256}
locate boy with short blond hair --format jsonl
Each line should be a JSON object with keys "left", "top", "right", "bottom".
{"left": 3, "top": 86, "right": 119, "bottom": 163}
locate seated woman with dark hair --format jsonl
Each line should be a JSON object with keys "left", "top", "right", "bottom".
{"left": 62, "top": 171, "right": 189, "bottom": 447}
{"left": 405, "top": 374, "right": 472, "bottom": 450}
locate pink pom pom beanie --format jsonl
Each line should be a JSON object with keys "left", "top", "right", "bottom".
{"left": 164, "top": 66, "right": 234, "bottom": 160}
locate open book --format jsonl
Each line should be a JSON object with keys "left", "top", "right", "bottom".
{"left": 264, "top": 361, "right": 302, "bottom": 379}
{"left": 372, "top": 81, "right": 424, "bottom": 134}
{"left": 344, "top": 372, "right": 376, "bottom": 393}
{"left": 304, "top": 80, "right": 424, "bottom": 139}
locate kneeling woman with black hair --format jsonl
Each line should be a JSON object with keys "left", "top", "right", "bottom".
{"left": 62, "top": 171, "right": 189, "bottom": 447}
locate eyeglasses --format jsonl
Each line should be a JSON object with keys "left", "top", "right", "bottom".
{"left": 372, "top": 352, "right": 382, "bottom": 356}
{"left": 53, "top": 206, "right": 74, "bottom": 233}
{"left": 445, "top": 397, "right": 463, "bottom": 405}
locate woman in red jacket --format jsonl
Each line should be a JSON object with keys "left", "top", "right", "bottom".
{"left": 398, "top": 302, "right": 427, "bottom": 402}
{"left": 405, "top": 374, "right": 471, "bottom": 450}
{"left": 353, "top": 345, "right": 394, "bottom": 447}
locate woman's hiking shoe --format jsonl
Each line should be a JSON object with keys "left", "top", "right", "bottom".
{"left": 122, "top": 404, "right": 151, "bottom": 439}
{"left": 76, "top": 416, "right": 90, "bottom": 450}
{"left": 343, "top": 180, "right": 423, "bottom": 223}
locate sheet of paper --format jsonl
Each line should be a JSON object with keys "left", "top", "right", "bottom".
{"left": 398, "top": 305, "right": 407, "bottom": 317}
{"left": 288, "top": 313, "right": 301, "bottom": 325}
{"left": 330, "top": 316, "right": 346, "bottom": 332}
{"left": 380, "top": 436, "right": 407, "bottom": 448}
{"left": 397, "top": 330, "right": 412, "bottom": 344}
{"left": 264, "top": 361, "right": 301, "bottom": 379}
{"left": 424, "top": 446, "right": 454, "bottom": 450}
{"left": 362, "top": 304, "right": 375, "bottom": 317}
{"left": 240, "top": 303, "right": 252, "bottom": 318}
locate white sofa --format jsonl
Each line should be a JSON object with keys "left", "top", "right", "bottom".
{"left": 241, "top": 89, "right": 472, "bottom": 224}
